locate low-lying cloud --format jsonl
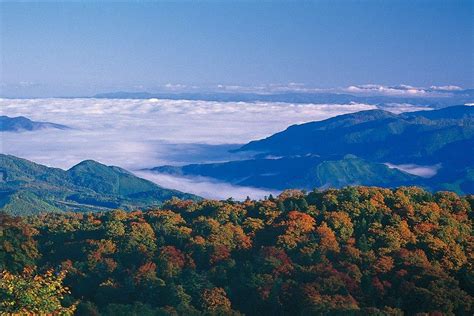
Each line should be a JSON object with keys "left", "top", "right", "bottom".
{"left": 346, "top": 84, "right": 428, "bottom": 96}
{"left": 0, "top": 97, "right": 425, "bottom": 198}
{"left": 344, "top": 84, "right": 461, "bottom": 97}
{"left": 1, "top": 98, "right": 378, "bottom": 168}
{"left": 135, "top": 171, "right": 279, "bottom": 201}
{"left": 379, "top": 103, "right": 433, "bottom": 114}
{"left": 385, "top": 163, "right": 441, "bottom": 178}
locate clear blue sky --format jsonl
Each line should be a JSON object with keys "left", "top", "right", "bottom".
{"left": 1, "top": 1, "right": 472, "bottom": 96}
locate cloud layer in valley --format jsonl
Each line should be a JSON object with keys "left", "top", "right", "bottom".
{"left": 134, "top": 171, "right": 279, "bottom": 200}
{"left": 0, "top": 98, "right": 379, "bottom": 168}
{"left": 385, "top": 163, "right": 442, "bottom": 178}
{"left": 0, "top": 97, "right": 428, "bottom": 198}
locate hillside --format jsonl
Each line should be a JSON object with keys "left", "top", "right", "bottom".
{"left": 1, "top": 187, "right": 472, "bottom": 314}
{"left": 237, "top": 105, "right": 474, "bottom": 163}
{"left": 151, "top": 106, "right": 474, "bottom": 194}
{"left": 0, "top": 154, "right": 198, "bottom": 215}
{"left": 154, "top": 155, "right": 417, "bottom": 190}
{"left": 0, "top": 115, "right": 69, "bottom": 132}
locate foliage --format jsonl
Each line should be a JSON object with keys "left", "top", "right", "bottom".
{"left": 0, "top": 267, "right": 76, "bottom": 314}
{"left": 0, "top": 186, "right": 473, "bottom": 315}
{"left": 0, "top": 213, "right": 39, "bottom": 272}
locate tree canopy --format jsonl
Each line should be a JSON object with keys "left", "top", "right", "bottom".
{"left": 0, "top": 186, "right": 473, "bottom": 315}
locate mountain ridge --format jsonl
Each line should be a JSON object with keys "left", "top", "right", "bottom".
{"left": 151, "top": 105, "right": 474, "bottom": 194}
{"left": 1, "top": 115, "right": 69, "bottom": 132}
{"left": 237, "top": 105, "right": 474, "bottom": 160}
{"left": 0, "top": 154, "right": 199, "bottom": 215}
{"left": 93, "top": 90, "right": 474, "bottom": 107}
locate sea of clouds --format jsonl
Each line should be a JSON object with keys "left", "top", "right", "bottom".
{"left": 0, "top": 98, "right": 429, "bottom": 199}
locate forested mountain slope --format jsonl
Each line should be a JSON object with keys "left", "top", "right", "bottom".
{"left": 1, "top": 187, "right": 472, "bottom": 314}
{"left": 237, "top": 105, "right": 474, "bottom": 162}
{"left": 154, "top": 155, "right": 418, "bottom": 190}
{"left": 0, "top": 154, "right": 198, "bottom": 215}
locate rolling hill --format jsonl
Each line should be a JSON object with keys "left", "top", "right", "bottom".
{"left": 0, "top": 154, "right": 199, "bottom": 215}
{"left": 153, "top": 155, "right": 417, "bottom": 190}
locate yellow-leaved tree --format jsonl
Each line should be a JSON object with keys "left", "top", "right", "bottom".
{"left": 0, "top": 267, "right": 77, "bottom": 314}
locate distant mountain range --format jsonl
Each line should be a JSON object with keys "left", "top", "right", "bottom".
{"left": 237, "top": 106, "right": 474, "bottom": 163}
{"left": 155, "top": 154, "right": 418, "bottom": 190}
{"left": 1, "top": 115, "right": 69, "bottom": 132}
{"left": 94, "top": 90, "right": 474, "bottom": 107}
{"left": 0, "top": 155, "right": 199, "bottom": 215}
{"left": 152, "top": 105, "right": 474, "bottom": 194}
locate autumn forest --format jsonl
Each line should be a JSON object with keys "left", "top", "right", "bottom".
{"left": 1, "top": 186, "right": 473, "bottom": 315}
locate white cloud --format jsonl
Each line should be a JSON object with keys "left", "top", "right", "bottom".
{"left": 380, "top": 103, "right": 433, "bottom": 114}
{"left": 385, "top": 163, "right": 441, "bottom": 178}
{"left": 164, "top": 83, "right": 187, "bottom": 90}
{"left": 0, "top": 97, "right": 431, "bottom": 198}
{"left": 223, "top": 83, "right": 465, "bottom": 96}
{"left": 0, "top": 98, "right": 378, "bottom": 194}
{"left": 135, "top": 171, "right": 279, "bottom": 200}
{"left": 430, "top": 85, "right": 462, "bottom": 91}
{"left": 214, "top": 83, "right": 327, "bottom": 94}
{"left": 345, "top": 84, "right": 429, "bottom": 96}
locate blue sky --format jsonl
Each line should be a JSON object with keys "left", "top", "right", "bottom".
{"left": 1, "top": 1, "right": 472, "bottom": 96}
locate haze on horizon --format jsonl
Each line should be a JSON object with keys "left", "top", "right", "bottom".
{"left": 1, "top": 0, "right": 472, "bottom": 97}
